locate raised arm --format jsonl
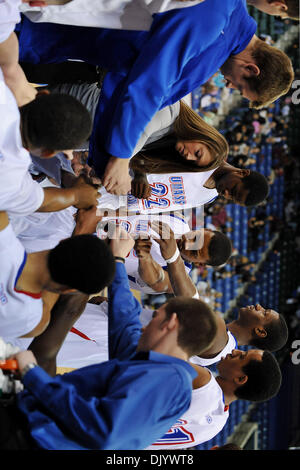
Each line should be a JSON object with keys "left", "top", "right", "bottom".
{"left": 37, "top": 177, "right": 99, "bottom": 213}
{"left": 107, "top": 226, "right": 143, "bottom": 360}
{"left": 134, "top": 235, "right": 172, "bottom": 293}
{"left": 0, "top": 32, "right": 37, "bottom": 106}
{"left": 151, "top": 221, "right": 198, "bottom": 298}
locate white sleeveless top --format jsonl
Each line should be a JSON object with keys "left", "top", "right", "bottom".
{"left": 98, "top": 169, "right": 218, "bottom": 214}
{"left": 147, "top": 369, "right": 229, "bottom": 449}
{"left": 189, "top": 330, "right": 238, "bottom": 367}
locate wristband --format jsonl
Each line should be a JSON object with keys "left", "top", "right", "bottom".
{"left": 114, "top": 256, "right": 125, "bottom": 263}
{"left": 165, "top": 247, "right": 180, "bottom": 264}
{"left": 21, "top": 362, "right": 37, "bottom": 378}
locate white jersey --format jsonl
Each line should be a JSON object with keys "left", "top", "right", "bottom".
{"left": 11, "top": 205, "right": 76, "bottom": 251}
{"left": 5, "top": 302, "right": 154, "bottom": 369}
{"left": 20, "top": 0, "right": 205, "bottom": 32}
{"left": 0, "top": 223, "right": 43, "bottom": 338}
{"left": 0, "top": 68, "right": 44, "bottom": 216}
{"left": 98, "top": 169, "right": 218, "bottom": 214}
{"left": 97, "top": 212, "right": 192, "bottom": 294}
{"left": 0, "top": 0, "right": 20, "bottom": 43}
{"left": 4, "top": 301, "right": 110, "bottom": 368}
{"left": 189, "top": 330, "right": 238, "bottom": 367}
{"left": 147, "top": 370, "right": 229, "bottom": 449}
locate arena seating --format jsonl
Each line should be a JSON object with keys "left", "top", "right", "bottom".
{"left": 191, "top": 13, "right": 299, "bottom": 450}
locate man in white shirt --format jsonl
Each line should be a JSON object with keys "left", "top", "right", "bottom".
{"left": 147, "top": 347, "right": 282, "bottom": 449}
{"left": 99, "top": 216, "right": 233, "bottom": 296}
{"left": 0, "top": 0, "right": 77, "bottom": 105}
{"left": 0, "top": 68, "right": 98, "bottom": 218}
{"left": 0, "top": 209, "right": 115, "bottom": 339}
{"left": 20, "top": 0, "right": 205, "bottom": 31}
{"left": 97, "top": 161, "right": 270, "bottom": 216}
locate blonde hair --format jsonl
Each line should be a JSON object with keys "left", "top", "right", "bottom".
{"left": 247, "top": 40, "right": 294, "bottom": 109}
{"left": 130, "top": 101, "right": 228, "bottom": 174}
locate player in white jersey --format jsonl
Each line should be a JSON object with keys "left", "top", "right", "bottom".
{"left": 20, "top": 1, "right": 298, "bottom": 30}
{"left": 0, "top": 208, "right": 115, "bottom": 340}
{"left": 97, "top": 161, "right": 270, "bottom": 215}
{"left": 0, "top": 63, "right": 99, "bottom": 217}
{"left": 147, "top": 347, "right": 282, "bottom": 449}
{"left": 20, "top": 0, "right": 206, "bottom": 31}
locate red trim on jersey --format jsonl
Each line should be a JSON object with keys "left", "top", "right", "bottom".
{"left": 70, "top": 327, "right": 96, "bottom": 342}
{"left": 14, "top": 288, "right": 42, "bottom": 299}
{"left": 224, "top": 405, "right": 229, "bottom": 412}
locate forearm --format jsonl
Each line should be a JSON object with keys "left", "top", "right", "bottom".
{"left": 167, "top": 257, "right": 198, "bottom": 298}
{"left": 0, "top": 32, "right": 36, "bottom": 106}
{"left": 138, "top": 257, "right": 170, "bottom": 293}
{"left": 28, "top": 292, "right": 89, "bottom": 376}
{"left": 36, "top": 187, "right": 77, "bottom": 213}
{"left": 0, "top": 32, "right": 19, "bottom": 72}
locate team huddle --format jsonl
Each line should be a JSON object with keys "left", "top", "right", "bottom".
{"left": 0, "top": 0, "right": 297, "bottom": 451}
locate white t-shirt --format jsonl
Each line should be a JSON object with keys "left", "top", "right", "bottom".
{"left": 0, "top": 0, "right": 20, "bottom": 43}
{"left": 11, "top": 205, "right": 76, "bottom": 250}
{"left": 147, "top": 370, "right": 229, "bottom": 449}
{"left": 189, "top": 330, "right": 238, "bottom": 367}
{"left": 97, "top": 212, "right": 192, "bottom": 294}
{"left": 4, "top": 301, "right": 110, "bottom": 368}
{"left": 0, "top": 68, "right": 44, "bottom": 216}
{"left": 0, "top": 223, "right": 43, "bottom": 338}
{"left": 98, "top": 169, "right": 218, "bottom": 214}
{"left": 20, "top": 0, "right": 204, "bottom": 31}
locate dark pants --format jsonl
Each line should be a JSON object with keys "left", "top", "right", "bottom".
{"left": 0, "top": 396, "right": 36, "bottom": 450}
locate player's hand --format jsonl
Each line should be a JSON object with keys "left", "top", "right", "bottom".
{"left": 150, "top": 220, "right": 178, "bottom": 261}
{"left": 102, "top": 156, "right": 131, "bottom": 195}
{"left": 134, "top": 236, "right": 152, "bottom": 259}
{"left": 14, "top": 351, "right": 37, "bottom": 376}
{"left": 109, "top": 224, "right": 135, "bottom": 258}
{"left": 73, "top": 176, "right": 100, "bottom": 209}
{"left": 131, "top": 173, "right": 152, "bottom": 199}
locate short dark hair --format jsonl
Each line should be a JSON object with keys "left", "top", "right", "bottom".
{"left": 208, "top": 231, "right": 232, "bottom": 266}
{"left": 242, "top": 171, "right": 270, "bottom": 207}
{"left": 234, "top": 351, "right": 282, "bottom": 402}
{"left": 48, "top": 234, "right": 115, "bottom": 294}
{"left": 20, "top": 93, "right": 92, "bottom": 151}
{"left": 249, "top": 314, "right": 288, "bottom": 352}
{"left": 164, "top": 297, "right": 217, "bottom": 357}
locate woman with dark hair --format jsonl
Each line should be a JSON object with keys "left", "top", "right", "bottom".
{"left": 45, "top": 82, "right": 229, "bottom": 198}
{"left": 129, "top": 100, "right": 229, "bottom": 198}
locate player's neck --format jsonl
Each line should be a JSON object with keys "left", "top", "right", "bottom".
{"left": 227, "top": 321, "right": 249, "bottom": 346}
{"left": 16, "top": 251, "right": 50, "bottom": 294}
{"left": 215, "top": 376, "right": 237, "bottom": 406}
